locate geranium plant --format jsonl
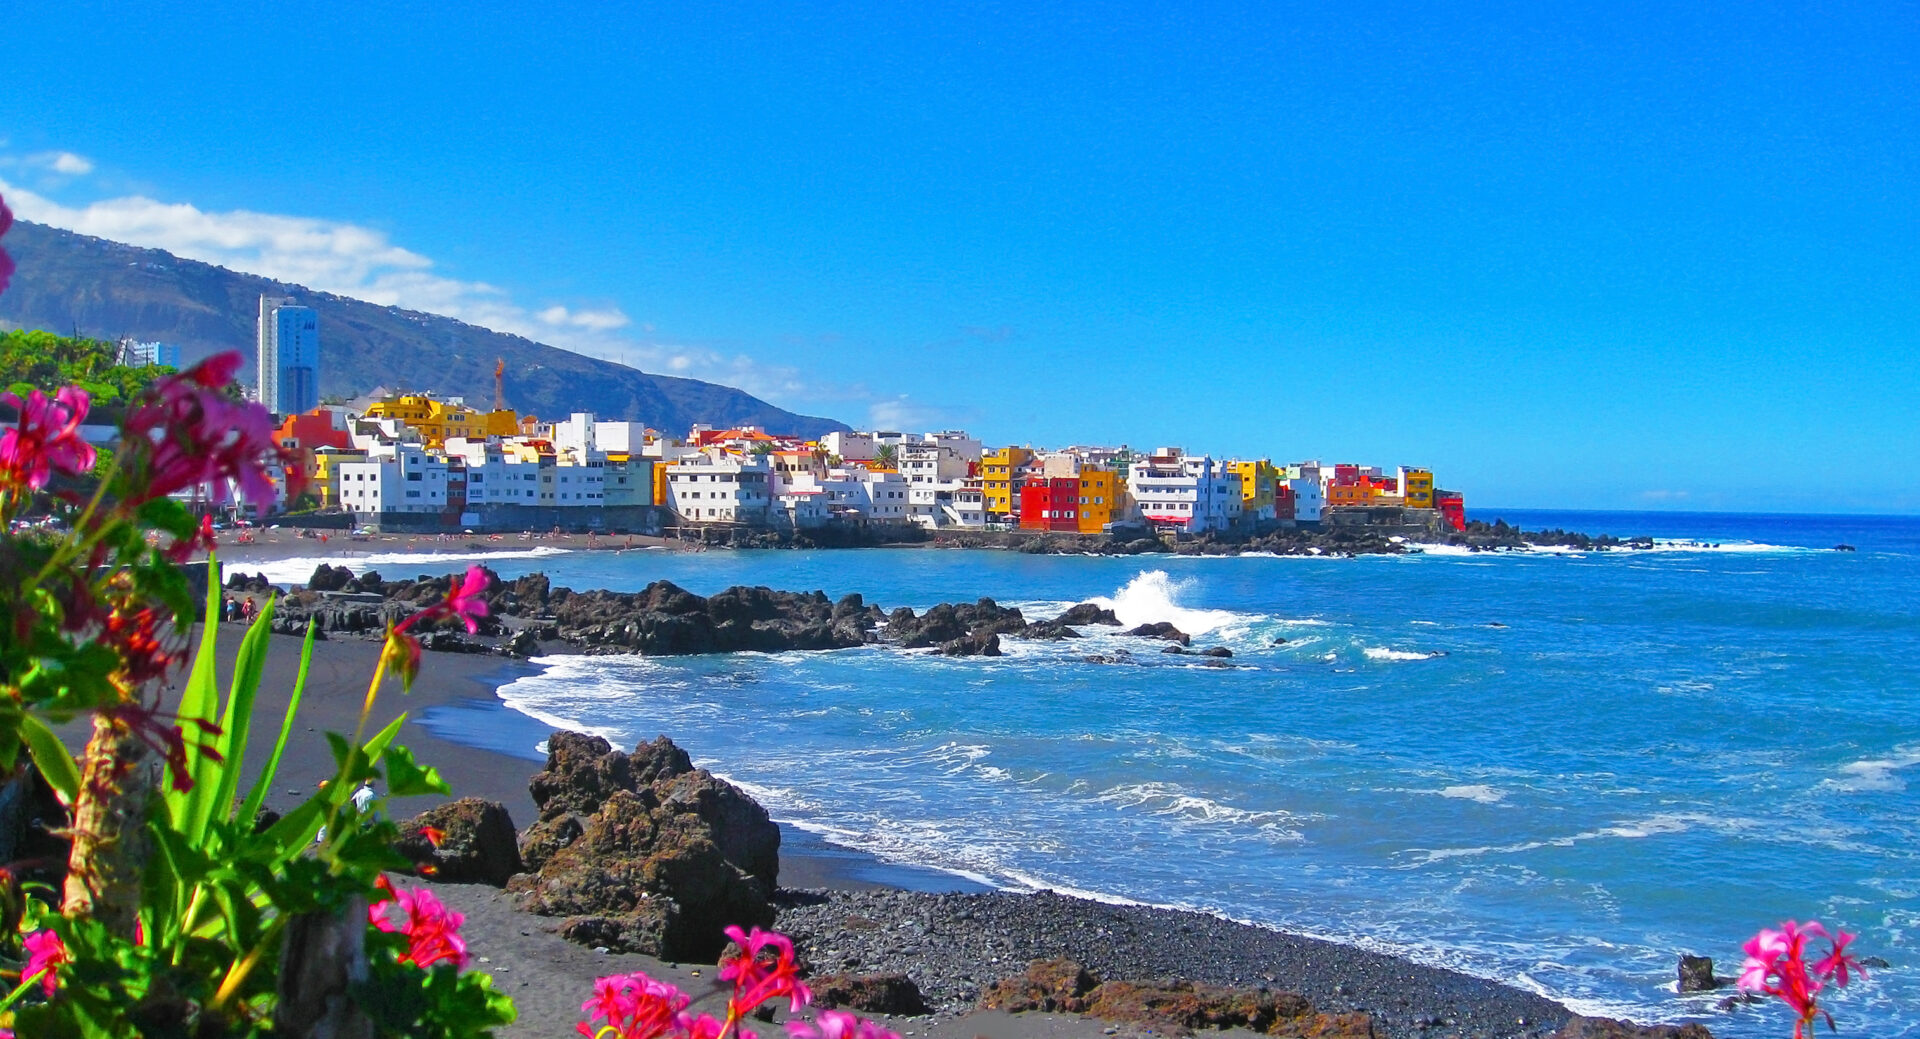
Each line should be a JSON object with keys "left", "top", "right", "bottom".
{"left": 1737, "top": 919, "right": 1866, "bottom": 1038}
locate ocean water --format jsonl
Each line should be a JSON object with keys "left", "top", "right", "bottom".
{"left": 268, "top": 511, "right": 1920, "bottom": 1037}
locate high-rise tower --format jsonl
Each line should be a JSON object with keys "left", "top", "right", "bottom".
{"left": 256, "top": 295, "right": 319, "bottom": 414}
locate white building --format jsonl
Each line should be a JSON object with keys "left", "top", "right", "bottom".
{"left": 552, "top": 412, "right": 643, "bottom": 457}
{"left": 820, "top": 432, "right": 878, "bottom": 464}
{"left": 1281, "top": 462, "right": 1327, "bottom": 523}
{"left": 899, "top": 433, "right": 984, "bottom": 528}
{"left": 256, "top": 295, "right": 319, "bottom": 415}
{"left": 337, "top": 444, "right": 449, "bottom": 515}
{"left": 1128, "top": 448, "right": 1243, "bottom": 534}
{"left": 119, "top": 339, "right": 182, "bottom": 369}
{"left": 666, "top": 455, "right": 773, "bottom": 524}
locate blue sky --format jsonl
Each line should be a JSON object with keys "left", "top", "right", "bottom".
{"left": 2, "top": 2, "right": 1914, "bottom": 511}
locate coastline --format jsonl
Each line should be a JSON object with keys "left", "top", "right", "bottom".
{"left": 166, "top": 537, "right": 1757, "bottom": 1038}
{"left": 222, "top": 627, "right": 1587, "bottom": 1038}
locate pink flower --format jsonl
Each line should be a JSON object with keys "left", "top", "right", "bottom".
{"left": 684, "top": 1012, "right": 757, "bottom": 1039}
{"left": 395, "top": 566, "right": 494, "bottom": 638}
{"left": 786, "top": 1011, "right": 901, "bottom": 1039}
{"left": 369, "top": 883, "right": 470, "bottom": 969}
{"left": 120, "top": 352, "right": 288, "bottom": 511}
{"left": 1813, "top": 929, "right": 1866, "bottom": 988}
{"left": 1738, "top": 919, "right": 1860, "bottom": 1039}
{"left": 444, "top": 565, "right": 492, "bottom": 634}
{"left": 23, "top": 928, "right": 68, "bottom": 998}
{"left": 0, "top": 191, "right": 13, "bottom": 296}
{"left": 1, "top": 386, "right": 97, "bottom": 490}
{"left": 576, "top": 971, "right": 691, "bottom": 1039}
{"left": 721, "top": 925, "right": 813, "bottom": 1014}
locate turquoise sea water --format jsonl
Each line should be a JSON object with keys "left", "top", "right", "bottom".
{"left": 264, "top": 511, "right": 1920, "bottom": 1037}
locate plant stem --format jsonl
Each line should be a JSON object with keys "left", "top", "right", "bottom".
{"left": 61, "top": 710, "right": 150, "bottom": 939}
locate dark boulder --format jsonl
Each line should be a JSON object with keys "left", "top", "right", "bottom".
{"left": 980, "top": 959, "right": 1373, "bottom": 1038}
{"left": 1058, "top": 603, "right": 1121, "bottom": 626}
{"left": 504, "top": 628, "right": 541, "bottom": 658}
{"left": 810, "top": 973, "right": 930, "bottom": 1016}
{"left": 939, "top": 632, "right": 1002, "bottom": 657}
{"left": 1677, "top": 955, "right": 1720, "bottom": 993}
{"left": 306, "top": 563, "right": 354, "bottom": 592}
{"left": 1199, "top": 646, "right": 1233, "bottom": 658}
{"left": 510, "top": 731, "right": 781, "bottom": 961}
{"left": 394, "top": 798, "right": 523, "bottom": 886}
{"left": 887, "top": 599, "right": 1027, "bottom": 649}
{"left": 1124, "top": 622, "right": 1190, "bottom": 646}
{"left": 509, "top": 788, "right": 775, "bottom": 961}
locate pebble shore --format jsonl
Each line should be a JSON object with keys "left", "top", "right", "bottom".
{"left": 775, "top": 888, "right": 1576, "bottom": 1039}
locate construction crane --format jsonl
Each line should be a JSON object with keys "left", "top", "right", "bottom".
{"left": 493, "top": 358, "right": 508, "bottom": 412}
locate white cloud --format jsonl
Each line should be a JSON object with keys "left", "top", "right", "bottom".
{"left": 867, "top": 394, "right": 972, "bottom": 432}
{"left": 41, "top": 152, "right": 94, "bottom": 176}
{"left": 537, "top": 304, "right": 631, "bottom": 332}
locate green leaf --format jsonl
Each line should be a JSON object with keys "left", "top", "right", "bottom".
{"left": 238, "top": 618, "right": 315, "bottom": 827}
{"left": 203, "top": 594, "right": 278, "bottom": 838}
{"left": 165, "top": 564, "right": 226, "bottom": 840}
{"left": 17, "top": 713, "right": 76, "bottom": 803}
{"left": 381, "top": 743, "right": 450, "bottom": 798}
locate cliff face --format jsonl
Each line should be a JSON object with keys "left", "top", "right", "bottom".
{"left": 0, "top": 220, "right": 850, "bottom": 438}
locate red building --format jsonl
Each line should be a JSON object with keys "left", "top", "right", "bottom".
{"left": 273, "top": 409, "right": 352, "bottom": 502}
{"left": 1436, "top": 490, "right": 1467, "bottom": 532}
{"left": 1274, "top": 484, "right": 1297, "bottom": 522}
{"left": 1019, "top": 477, "right": 1082, "bottom": 532}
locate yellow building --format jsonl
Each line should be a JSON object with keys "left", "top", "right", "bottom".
{"left": 981, "top": 446, "right": 1033, "bottom": 521}
{"left": 1076, "top": 467, "right": 1119, "bottom": 534}
{"left": 362, "top": 395, "right": 520, "bottom": 449}
{"left": 1400, "top": 467, "right": 1435, "bottom": 508}
{"left": 1228, "top": 460, "right": 1280, "bottom": 523}
{"left": 310, "top": 447, "right": 367, "bottom": 509}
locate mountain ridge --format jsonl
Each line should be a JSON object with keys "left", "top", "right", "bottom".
{"left": 0, "top": 220, "right": 850, "bottom": 438}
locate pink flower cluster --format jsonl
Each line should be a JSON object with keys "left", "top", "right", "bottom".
{"left": 120, "top": 351, "right": 292, "bottom": 512}
{"left": 22, "top": 928, "right": 68, "bottom": 998}
{"left": 0, "top": 387, "right": 96, "bottom": 491}
{"left": 369, "top": 881, "right": 470, "bottom": 969}
{"left": 1737, "top": 919, "right": 1865, "bottom": 1038}
{"left": 0, "top": 192, "right": 14, "bottom": 296}
{"left": 384, "top": 565, "right": 492, "bottom": 689}
{"left": 579, "top": 927, "right": 898, "bottom": 1039}
{"left": 719, "top": 925, "right": 812, "bottom": 1015}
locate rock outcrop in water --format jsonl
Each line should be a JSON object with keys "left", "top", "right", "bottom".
{"left": 265, "top": 565, "right": 1225, "bottom": 662}
{"left": 508, "top": 732, "right": 781, "bottom": 961}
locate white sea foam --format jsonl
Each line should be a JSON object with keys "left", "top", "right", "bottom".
{"left": 1823, "top": 744, "right": 1920, "bottom": 793}
{"left": 1087, "top": 570, "right": 1253, "bottom": 635}
{"left": 1092, "top": 782, "right": 1306, "bottom": 838}
{"left": 239, "top": 546, "right": 571, "bottom": 586}
{"left": 1439, "top": 784, "right": 1506, "bottom": 803}
{"left": 1364, "top": 647, "right": 1442, "bottom": 662}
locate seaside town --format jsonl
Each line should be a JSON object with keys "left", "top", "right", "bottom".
{"left": 201, "top": 296, "right": 1472, "bottom": 539}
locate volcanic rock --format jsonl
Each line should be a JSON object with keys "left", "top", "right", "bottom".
{"left": 394, "top": 798, "right": 523, "bottom": 886}
{"left": 982, "top": 959, "right": 1374, "bottom": 1037}
{"left": 810, "top": 973, "right": 931, "bottom": 1016}
{"left": 1676, "top": 955, "right": 1719, "bottom": 992}
{"left": 305, "top": 563, "right": 354, "bottom": 592}
{"left": 510, "top": 731, "right": 781, "bottom": 961}
{"left": 1124, "top": 622, "right": 1191, "bottom": 645}
{"left": 1059, "top": 603, "right": 1122, "bottom": 626}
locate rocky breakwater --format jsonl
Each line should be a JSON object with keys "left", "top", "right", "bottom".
{"left": 507, "top": 731, "right": 783, "bottom": 962}
{"left": 539, "top": 581, "right": 881, "bottom": 655}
